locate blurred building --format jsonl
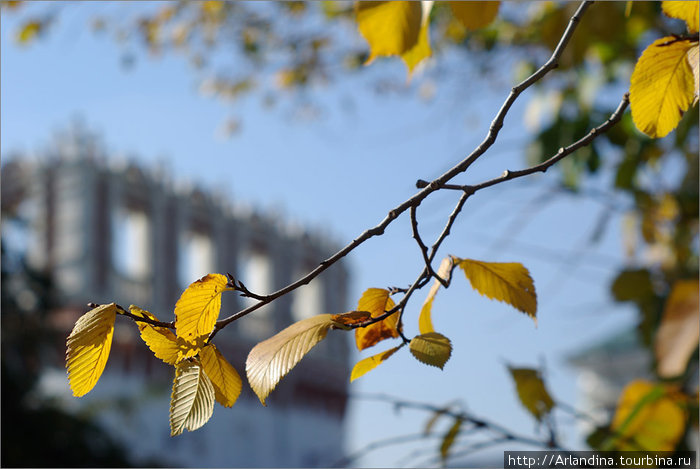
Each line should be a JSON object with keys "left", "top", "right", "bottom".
{"left": 2, "top": 122, "right": 351, "bottom": 467}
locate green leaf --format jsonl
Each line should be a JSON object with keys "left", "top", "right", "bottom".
{"left": 456, "top": 258, "right": 537, "bottom": 322}
{"left": 246, "top": 314, "right": 334, "bottom": 405}
{"left": 169, "top": 359, "right": 215, "bottom": 436}
{"left": 409, "top": 332, "right": 452, "bottom": 369}
{"left": 66, "top": 303, "right": 117, "bottom": 397}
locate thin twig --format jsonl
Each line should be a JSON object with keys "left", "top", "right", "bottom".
{"left": 410, "top": 205, "right": 447, "bottom": 287}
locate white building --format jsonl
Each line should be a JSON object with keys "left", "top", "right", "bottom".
{"left": 4, "top": 123, "right": 351, "bottom": 467}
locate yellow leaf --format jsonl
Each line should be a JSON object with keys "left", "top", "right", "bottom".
{"left": 174, "top": 273, "right": 230, "bottom": 343}
{"left": 409, "top": 332, "right": 452, "bottom": 369}
{"left": 508, "top": 367, "right": 555, "bottom": 421}
{"left": 418, "top": 256, "right": 454, "bottom": 334}
{"left": 449, "top": 1, "right": 499, "bottom": 31}
{"left": 355, "top": 1, "right": 422, "bottom": 64}
{"left": 355, "top": 288, "right": 400, "bottom": 351}
{"left": 401, "top": 1, "right": 433, "bottom": 75}
{"left": 200, "top": 344, "right": 242, "bottom": 407}
{"left": 655, "top": 280, "right": 700, "bottom": 378}
{"left": 246, "top": 314, "right": 334, "bottom": 405}
{"left": 170, "top": 359, "right": 215, "bottom": 436}
{"left": 662, "top": 1, "right": 699, "bottom": 33}
{"left": 350, "top": 345, "right": 402, "bottom": 382}
{"left": 630, "top": 37, "right": 696, "bottom": 138}
{"left": 608, "top": 380, "right": 686, "bottom": 451}
{"left": 66, "top": 303, "right": 117, "bottom": 397}
{"left": 440, "top": 417, "right": 463, "bottom": 462}
{"left": 132, "top": 306, "right": 197, "bottom": 365}
{"left": 16, "top": 20, "right": 42, "bottom": 44}
{"left": 457, "top": 258, "right": 537, "bottom": 322}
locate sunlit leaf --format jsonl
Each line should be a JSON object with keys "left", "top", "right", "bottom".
{"left": 409, "top": 332, "right": 452, "bottom": 369}
{"left": 170, "top": 360, "right": 215, "bottom": 436}
{"left": 132, "top": 306, "right": 197, "bottom": 365}
{"left": 200, "top": 344, "right": 242, "bottom": 408}
{"left": 456, "top": 258, "right": 537, "bottom": 322}
{"left": 66, "top": 303, "right": 117, "bottom": 397}
{"left": 355, "top": 288, "right": 400, "bottom": 351}
{"left": 246, "top": 314, "right": 334, "bottom": 405}
{"left": 662, "top": 1, "right": 699, "bottom": 33}
{"left": 175, "top": 273, "right": 231, "bottom": 342}
{"left": 350, "top": 345, "right": 402, "bottom": 382}
{"left": 687, "top": 45, "right": 699, "bottom": 104}
{"left": 440, "top": 417, "right": 463, "bottom": 462}
{"left": 418, "top": 257, "right": 454, "bottom": 334}
{"left": 630, "top": 37, "right": 696, "bottom": 138}
{"left": 401, "top": 1, "right": 433, "bottom": 75}
{"left": 355, "top": 1, "right": 422, "bottom": 64}
{"left": 331, "top": 310, "right": 372, "bottom": 329}
{"left": 16, "top": 20, "right": 42, "bottom": 44}
{"left": 655, "top": 280, "right": 700, "bottom": 378}
{"left": 607, "top": 380, "right": 686, "bottom": 451}
{"left": 508, "top": 367, "right": 555, "bottom": 421}
{"left": 449, "top": 1, "right": 499, "bottom": 30}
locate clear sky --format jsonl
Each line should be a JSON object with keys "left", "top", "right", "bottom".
{"left": 1, "top": 3, "right": 639, "bottom": 467}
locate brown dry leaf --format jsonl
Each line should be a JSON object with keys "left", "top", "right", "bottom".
{"left": 655, "top": 280, "right": 700, "bottom": 378}
{"left": 355, "top": 288, "right": 400, "bottom": 351}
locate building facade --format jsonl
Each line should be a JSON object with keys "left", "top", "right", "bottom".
{"left": 4, "top": 123, "right": 351, "bottom": 467}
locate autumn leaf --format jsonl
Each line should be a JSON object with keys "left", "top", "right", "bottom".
{"left": 169, "top": 359, "right": 216, "bottom": 436}
{"left": 449, "top": 1, "right": 500, "bottom": 30}
{"left": 200, "top": 344, "right": 242, "bottom": 408}
{"left": 331, "top": 310, "right": 372, "bottom": 330}
{"left": 654, "top": 280, "right": 700, "bottom": 378}
{"left": 606, "top": 380, "right": 686, "bottom": 451}
{"left": 400, "top": 1, "right": 433, "bottom": 75}
{"left": 16, "top": 20, "right": 42, "bottom": 44}
{"left": 418, "top": 256, "right": 454, "bottom": 334}
{"left": 355, "top": 288, "right": 400, "bottom": 351}
{"left": 456, "top": 258, "right": 537, "bottom": 322}
{"left": 662, "top": 1, "right": 699, "bottom": 33}
{"left": 66, "top": 303, "right": 117, "bottom": 397}
{"left": 630, "top": 37, "right": 696, "bottom": 138}
{"left": 246, "top": 314, "right": 334, "bottom": 405}
{"left": 440, "top": 417, "right": 463, "bottom": 462}
{"left": 355, "top": 1, "right": 422, "bottom": 64}
{"left": 409, "top": 332, "right": 452, "bottom": 369}
{"left": 175, "top": 273, "right": 231, "bottom": 342}
{"left": 132, "top": 306, "right": 197, "bottom": 365}
{"left": 508, "top": 367, "right": 555, "bottom": 421}
{"left": 350, "top": 344, "right": 403, "bottom": 382}
{"left": 687, "top": 45, "right": 699, "bottom": 104}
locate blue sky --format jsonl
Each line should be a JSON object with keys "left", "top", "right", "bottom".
{"left": 1, "top": 3, "right": 640, "bottom": 467}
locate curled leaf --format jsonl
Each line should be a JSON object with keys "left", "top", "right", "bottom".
{"left": 456, "top": 258, "right": 537, "bottom": 322}
{"left": 355, "top": 288, "right": 400, "bottom": 351}
{"left": 175, "top": 273, "right": 231, "bottom": 342}
{"left": 200, "top": 344, "right": 242, "bottom": 408}
{"left": 350, "top": 345, "right": 402, "bottom": 382}
{"left": 170, "top": 359, "right": 215, "bottom": 436}
{"left": 409, "top": 332, "right": 452, "bottom": 369}
{"left": 66, "top": 303, "right": 117, "bottom": 397}
{"left": 418, "top": 256, "right": 454, "bottom": 334}
{"left": 246, "top": 314, "right": 334, "bottom": 405}
{"left": 331, "top": 310, "right": 373, "bottom": 329}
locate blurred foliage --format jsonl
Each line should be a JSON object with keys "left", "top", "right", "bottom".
{"left": 2, "top": 0, "right": 698, "bottom": 460}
